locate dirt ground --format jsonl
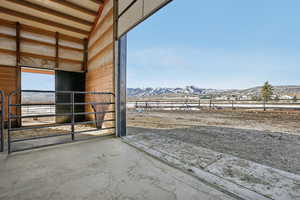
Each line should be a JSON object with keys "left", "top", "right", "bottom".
{"left": 4, "top": 117, "right": 114, "bottom": 140}
{"left": 127, "top": 109, "right": 300, "bottom": 174}
{"left": 1, "top": 117, "right": 114, "bottom": 152}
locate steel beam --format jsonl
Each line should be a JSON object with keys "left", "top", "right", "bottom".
{"left": 115, "top": 34, "right": 127, "bottom": 137}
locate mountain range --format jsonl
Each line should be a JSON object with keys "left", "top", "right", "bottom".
{"left": 127, "top": 85, "right": 300, "bottom": 97}
{"left": 20, "top": 85, "right": 300, "bottom": 102}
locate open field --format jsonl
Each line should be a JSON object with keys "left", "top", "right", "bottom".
{"left": 127, "top": 109, "right": 300, "bottom": 134}
{"left": 127, "top": 109, "right": 300, "bottom": 174}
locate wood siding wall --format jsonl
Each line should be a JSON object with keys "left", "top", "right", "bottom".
{"left": 0, "top": 19, "right": 85, "bottom": 72}
{"left": 0, "top": 66, "right": 18, "bottom": 120}
{"left": 0, "top": 19, "right": 85, "bottom": 121}
{"left": 0, "top": 1, "right": 116, "bottom": 130}
{"left": 85, "top": 0, "right": 115, "bottom": 130}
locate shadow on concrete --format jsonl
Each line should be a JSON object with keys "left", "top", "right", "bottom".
{"left": 128, "top": 125, "right": 300, "bottom": 174}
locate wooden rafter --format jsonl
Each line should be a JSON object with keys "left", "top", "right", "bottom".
{"left": 89, "top": 0, "right": 104, "bottom": 4}
{"left": 0, "top": 48, "right": 16, "bottom": 55}
{"left": 6, "top": 0, "right": 93, "bottom": 27}
{"left": 21, "top": 37, "right": 83, "bottom": 52}
{"left": 0, "top": 18, "right": 84, "bottom": 44}
{"left": 21, "top": 68, "right": 55, "bottom": 75}
{"left": 0, "top": 33, "right": 15, "bottom": 40}
{"left": 0, "top": 33, "right": 83, "bottom": 53}
{"left": 49, "top": 0, "right": 97, "bottom": 16}
{"left": 0, "top": 48, "right": 82, "bottom": 64}
{"left": 0, "top": 6, "right": 89, "bottom": 35}
{"left": 21, "top": 24, "right": 83, "bottom": 43}
{"left": 88, "top": 3, "right": 105, "bottom": 39}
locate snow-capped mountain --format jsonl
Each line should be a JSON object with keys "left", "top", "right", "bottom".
{"left": 127, "top": 86, "right": 227, "bottom": 97}
{"left": 127, "top": 85, "right": 300, "bottom": 97}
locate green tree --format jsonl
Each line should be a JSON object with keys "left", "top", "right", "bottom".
{"left": 261, "top": 81, "right": 273, "bottom": 101}
{"left": 293, "top": 95, "right": 297, "bottom": 102}
{"left": 251, "top": 96, "right": 257, "bottom": 101}
{"left": 261, "top": 81, "right": 273, "bottom": 111}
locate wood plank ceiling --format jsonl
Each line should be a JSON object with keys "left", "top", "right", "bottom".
{"left": 0, "top": 0, "right": 104, "bottom": 39}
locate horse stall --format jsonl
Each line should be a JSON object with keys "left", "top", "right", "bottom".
{"left": 0, "top": 0, "right": 117, "bottom": 153}
{"left": 0, "top": 0, "right": 172, "bottom": 153}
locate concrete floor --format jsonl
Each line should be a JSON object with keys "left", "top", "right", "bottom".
{"left": 0, "top": 137, "right": 236, "bottom": 200}
{"left": 124, "top": 133, "right": 300, "bottom": 200}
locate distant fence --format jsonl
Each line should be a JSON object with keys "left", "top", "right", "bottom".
{"left": 128, "top": 98, "right": 300, "bottom": 111}
{"left": 22, "top": 105, "right": 55, "bottom": 115}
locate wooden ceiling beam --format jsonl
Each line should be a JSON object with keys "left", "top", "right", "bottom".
{"left": 0, "top": 6, "right": 89, "bottom": 36}
{"left": 21, "top": 68, "right": 55, "bottom": 75}
{"left": 49, "top": 0, "right": 97, "bottom": 16}
{"left": 88, "top": 4, "right": 104, "bottom": 39}
{"left": 22, "top": 37, "right": 83, "bottom": 52}
{"left": 0, "top": 32, "right": 83, "bottom": 52}
{"left": 89, "top": 0, "right": 104, "bottom": 4}
{"left": 6, "top": 0, "right": 93, "bottom": 27}
{"left": 0, "top": 32, "right": 15, "bottom": 40}
{"left": 0, "top": 18, "right": 84, "bottom": 43}
{"left": 0, "top": 48, "right": 82, "bottom": 64}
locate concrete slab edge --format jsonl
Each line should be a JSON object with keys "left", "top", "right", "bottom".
{"left": 122, "top": 138, "right": 272, "bottom": 200}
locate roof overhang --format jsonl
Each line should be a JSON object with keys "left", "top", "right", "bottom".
{"left": 117, "top": 0, "right": 173, "bottom": 38}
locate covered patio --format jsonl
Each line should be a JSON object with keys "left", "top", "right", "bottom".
{"left": 0, "top": 137, "right": 236, "bottom": 200}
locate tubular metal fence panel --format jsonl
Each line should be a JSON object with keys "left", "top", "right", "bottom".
{"left": 7, "top": 90, "right": 115, "bottom": 153}
{"left": 0, "top": 90, "right": 4, "bottom": 152}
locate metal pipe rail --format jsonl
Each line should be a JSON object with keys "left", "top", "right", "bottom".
{"left": 19, "top": 90, "right": 114, "bottom": 95}
{"left": 7, "top": 90, "right": 115, "bottom": 153}
{"left": 10, "top": 102, "right": 115, "bottom": 106}
{"left": 10, "top": 111, "right": 115, "bottom": 119}
{"left": 0, "top": 90, "right": 4, "bottom": 152}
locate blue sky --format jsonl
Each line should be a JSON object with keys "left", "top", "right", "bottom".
{"left": 22, "top": 72, "right": 54, "bottom": 90}
{"left": 127, "top": 0, "right": 300, "bottom": 89}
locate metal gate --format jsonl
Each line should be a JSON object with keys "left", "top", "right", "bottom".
{"left": 8, "top": 90, "right": 115, "bottom": 153}
{"left": 0, "top": 90, "right": 4, "bottom": 152}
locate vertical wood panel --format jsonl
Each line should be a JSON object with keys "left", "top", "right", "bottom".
{"left": 16, "top": 22, "right": 20, "bottom": 65}
{"left": 82, "top": 38, "right": 88, "bottom": 71}
{"left": 0, "top": 66, "right": 18, "bottom": 121}
{"left": 1, "top": 21, "right": 85, "bottom": 72}
{"left": 55, "top": 32, "right": 59, "bottom": 68}
{"left": 15, "top": 22, "right": 21, "bottom": 126}
{"left": 85, "top": 0, "right": 115, "bottom": 130}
